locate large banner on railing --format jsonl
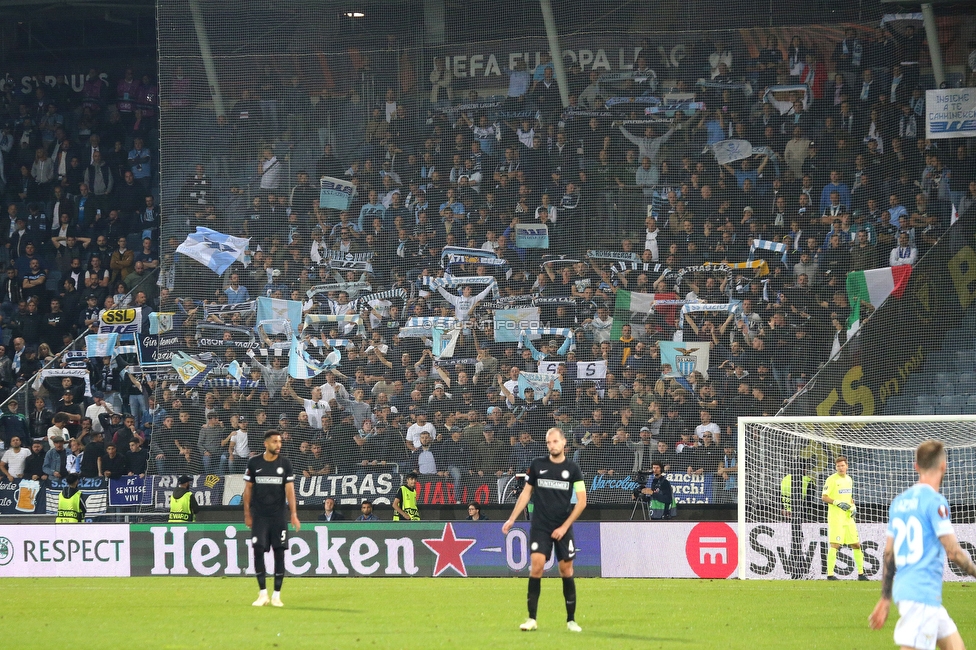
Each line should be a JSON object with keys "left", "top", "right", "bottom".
{"left": 129, "top": 522, "right": 602, "bottom": 578}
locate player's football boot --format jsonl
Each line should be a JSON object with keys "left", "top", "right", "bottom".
{"left": 252, "top": 592, "right": 271, "bottom": 607}
{"left": 567, "top": 621, "right": 583, "bottom": 633}
{"left": 520, "top": 618, "right": 538, "bottom": 631}
{"left": 271, "top": 594, "right": 284, "bottom": 607}
{"left": 826, "top": 575, "right": 838, "bottom": 581}
{"left": 858, "top": 574, "right": 869, "bottom": 581}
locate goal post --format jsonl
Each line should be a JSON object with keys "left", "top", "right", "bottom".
{"left": 737, "top": 415, "right": 976, "bottom": 580}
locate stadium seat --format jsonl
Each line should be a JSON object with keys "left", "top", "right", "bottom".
{"left": 956, "top": 373, "right": 976, "bottom": 395}
{"left": 914, "top": 395, "right": 938, "bottom": 407}
{"left": 965, "top": 395, "right": 976, "bottom": 412}
{"left": 910, "top": 405, "right": 935, "bottom": 416}
{"left": 939, "top": 394, "right": 967, "bottom": 414}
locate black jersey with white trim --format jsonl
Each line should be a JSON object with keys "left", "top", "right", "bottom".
{"left": 244, "top": 454, "right": 295, "bottom": 517}
{"left": 526, "top": 456, "right": 585, "bottom": 531}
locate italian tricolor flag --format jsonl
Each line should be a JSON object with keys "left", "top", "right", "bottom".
{"left": 612, "top": 289, "right": 657, "bottom": 338}
{"left": 846, "top": 266, "right": 912, "bottom": 334}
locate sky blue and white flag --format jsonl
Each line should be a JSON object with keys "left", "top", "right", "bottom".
{"left": 659, "top": 341, "right": 711, "bottom": 380}
{"left": 171, "top": 351, "right": 214, "bottom": 387}
{"left": 748, "top": 239, "right": 789, "bottom": 265}
{"left": 514, "top": 223, "right": 549, "bottom": 249}
{"left": 226, "top": 360, "right": 243, "bottom": 381}
{"left": 288, "top": 337, "right": 341, "bottom": 379}
{"left": 319, "top": 176, "right": 357, "bottom": 211}
{"left": 711, "top": 139, "right": 753, "bottom": 166}
{"left": 85, "top": 333, "right": 119, "bottom": 358}
{"left": 257, "top": 296, "right": 304, "bottom": 335}
{"left": 175, "top": 227, "right": 250, "bottom": 276}
{"left": 148, "top": 312, "right": 174, "bottom": 335}
{"left": 494, "top": 307, "right": 540, "bottom": 343}
{"left": 431, "top": 325, "right": 461, "bottom": 359}
{"left": 516, "top": 372, "right": 562, "bottom": 399}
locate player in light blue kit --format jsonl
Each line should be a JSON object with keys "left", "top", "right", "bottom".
{"left": 869, "top": 440, "right": 976, "bottom": 650}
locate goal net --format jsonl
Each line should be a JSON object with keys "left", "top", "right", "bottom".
{"left": 737, "top": 416, "right": 976, "bottom": 580}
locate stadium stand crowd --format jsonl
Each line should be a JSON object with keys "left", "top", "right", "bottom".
{"left": 1, "top": 24, "right": 975, "bottom": 508}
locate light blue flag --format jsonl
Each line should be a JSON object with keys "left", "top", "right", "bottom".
{"left": 256, "top": 296, "right": 304, "bottom": 336}
{"left": 493, "top": 307, "right": 540, "bottom": 343}
{"left": 516, "top": 372, "right": 562, "bottom": 399}
{"left": 85, "top": 333, "right": 119, "bottom": 358}
{"left": 227, "top": 360, "right": 243, "bottom": 380}
{"left": 175, "top": 227, "right": 250, "bottom": 276}
{"left": 319, "top": 176, "right": 357, "bottom": 210}
{"left": 658, "top": 341, "right": 711, "bottom": 380}
{"left": 514, "top": 223, "right": 549, "bottom": 249}
{"left": 288, "top": 337, "right": 342, "bottom": 379}
{"left": 149, "top": 312, "right": 174, "bottom": 335}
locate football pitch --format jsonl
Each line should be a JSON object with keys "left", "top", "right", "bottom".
{"left": 4, "top": 577, "right": 974, "bottom": 649}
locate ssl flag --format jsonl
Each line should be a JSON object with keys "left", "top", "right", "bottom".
{"left": 659, "top": 341, "right": 711, "bottom": 380}
{"left": 319, "top": 176, "right": 357, "bottom": 210}
{"left": 611, "top": 289, "right": 656, "bottom": 338}
{"left": 85, "top": 333, "right": 119, "bottom": 358}
{"left": 256, "top": 296, "right": 304, "bottom": 336}
{"left": 846, "top": 266, "right": 912, "bottom": 335}
{"left": 711, "top": 139, "right": 753, "bottom": 166}
{"left": 494, "top": 307, "right": 540, "bottom": 343}
{"left": 176, "top": 227, "right": 250, "bottom": 276}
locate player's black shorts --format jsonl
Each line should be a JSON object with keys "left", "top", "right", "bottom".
{"left": 250, "top": 513, "right": 288, "bottom": 550}
{"left": 528, "top": 525, "right": 577, "bottom": 562}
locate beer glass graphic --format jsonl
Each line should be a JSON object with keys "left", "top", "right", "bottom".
{"left": 15, "top": 480, "right": 40, "bottom": 512}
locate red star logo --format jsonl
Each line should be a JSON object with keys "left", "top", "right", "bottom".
{"left": 422, "top": 523, "right": 477, "bottom": 577}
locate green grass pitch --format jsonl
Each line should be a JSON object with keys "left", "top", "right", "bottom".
{"left": 2, "top": 578, "right": 974, "bottom": 648}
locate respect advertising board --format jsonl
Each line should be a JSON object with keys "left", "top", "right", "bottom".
{"left": 0, "top": 524, "right": 131, "bottom": 577}
{"left": 128, "top": 522, "right": 602, "bottom": 578}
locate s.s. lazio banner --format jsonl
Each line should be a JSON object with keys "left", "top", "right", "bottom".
{"left": 319, "top": 176, "right": 357, "bottom": 210}
{"left": 514, "top": 223, "right": 549, "bottom": 249}
{"left": 659, "top": 341, "right": 711, "bottom": 380}
{"left": 129, "top": 522, "right": 601, "bottom": 577}
{"left": 926, "top": 88, "right": 976, "bottom": 139}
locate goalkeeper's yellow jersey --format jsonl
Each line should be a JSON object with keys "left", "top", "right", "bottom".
{"left": 822, "top": 472, "right": 854, "bottom": 526}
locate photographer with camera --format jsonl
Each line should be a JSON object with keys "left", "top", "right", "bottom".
{"left": 633, "top": 461, "right": 675, "bottom": 520}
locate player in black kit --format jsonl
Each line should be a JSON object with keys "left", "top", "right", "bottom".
{"left": 243, "top": 430, "right": 301, "bottom": 607}
{"left": 503, "top": 427, "right": 586, "bottom": 633}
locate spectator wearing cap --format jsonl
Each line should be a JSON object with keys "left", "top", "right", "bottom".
{"left": 99, "top": 443, "right": 129, "bottom": 478}
{"left": 168, "top": 475, "right": 199, "bottom": 523}
{"left": 85, "top": 391, "right": 113, "bottom": 433}
{"left": 23, "top": 439, "right": 47, "bottom": 480}
{"left": 43, "top": 436, "right": 68, "bottom": 479}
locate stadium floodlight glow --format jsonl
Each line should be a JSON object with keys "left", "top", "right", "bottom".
{"left": 344, "top": 11, "right": 365, "bottom": 18}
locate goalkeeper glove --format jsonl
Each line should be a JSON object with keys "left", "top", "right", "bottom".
{"left": 848, "top": 504, "right": 857, "bottom": 516}
{"left": 836, "top": 502, "right": 851, "bottom": 511}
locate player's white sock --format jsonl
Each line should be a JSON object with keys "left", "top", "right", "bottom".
{"left": 272, "top": 591, "right": 280, "bottom": 599}
{"left": 259, "top": 589, "right": 268, "bottom": 596}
